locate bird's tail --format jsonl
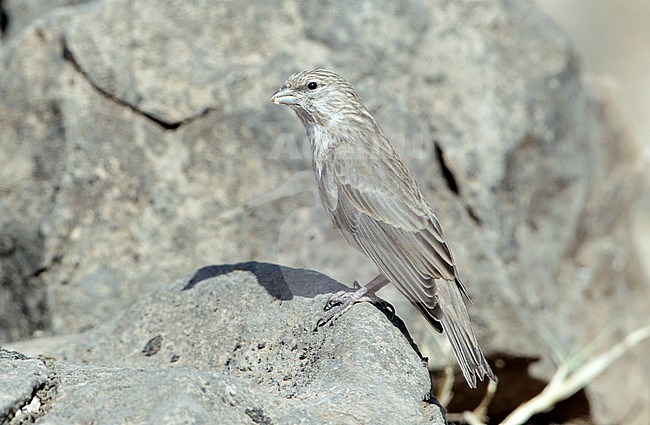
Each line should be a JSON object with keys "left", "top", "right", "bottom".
{"left": 433, "top": 280, "right": 496, "bottom": 388}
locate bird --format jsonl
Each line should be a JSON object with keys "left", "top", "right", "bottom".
{"left": 271, "top": 69, "right": 496, "bottom": 388}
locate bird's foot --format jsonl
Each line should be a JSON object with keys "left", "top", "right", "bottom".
{"left": 315, "top": 281, "right": 393, "bottom": 329}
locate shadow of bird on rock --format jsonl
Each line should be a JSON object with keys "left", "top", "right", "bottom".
{"left": 184, "top": 261, "right": 426, "bottom": 361}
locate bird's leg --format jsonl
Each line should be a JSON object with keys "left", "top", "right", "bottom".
{"left": 316, "top": 274, "right": 392, "bottom": 328}
{"left": 324, "top": 274, "right": 390, "bottom": 309}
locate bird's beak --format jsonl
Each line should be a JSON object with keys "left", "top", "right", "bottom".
{"left": 271, "top": 87, "right": 298, "bottom": 106}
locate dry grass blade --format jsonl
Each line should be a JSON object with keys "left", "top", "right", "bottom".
{"left": 502, "top": 324, "right": 650, "bottom": 425}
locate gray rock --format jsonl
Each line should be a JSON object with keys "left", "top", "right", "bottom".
{"left": 0, "top": 1, "right": 89, "bottom": 41}
{"left": 0, "top": 0, "right": 648, "bottom": 422}
{"left": 5, "top": 263, "right": 443, "bottom": 424}
{"left": 0, "top": 350, "right": 50, "bottom": 423}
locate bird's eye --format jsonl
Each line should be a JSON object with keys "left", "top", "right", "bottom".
{"left": 307, "top": 81, "right": 318, "bottom": 90}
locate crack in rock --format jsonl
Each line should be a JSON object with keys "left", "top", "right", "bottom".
{"left": 434, "top": 141, "right": 483, "bottom": 225}
{"left": 60, "top": 37, "right": 214, "bottom": 130}
{"left": 7, "top": 358, "right": 57, "bottom": 425}
{"left": 0, "top": 0, "right": 9, "bottom": 36}
{"left": 434, "top": 141, "right": 460, "bottom": 196}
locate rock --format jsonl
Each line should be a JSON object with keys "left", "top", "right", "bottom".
{"left": 0, "top": 1, "right": 88, "bottom": 40}
{"left": 0, "top": 350, "right": 49, "bottom": 423}
{"left": 1, "top": 0, "right": 648, "bottom": 422}
{"left": 4, "top": 263, "right": 443, "bottom": 424}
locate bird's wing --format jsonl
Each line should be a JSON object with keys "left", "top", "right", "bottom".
{"left": 322, "top": 147, "right": 457, "bottom": 284}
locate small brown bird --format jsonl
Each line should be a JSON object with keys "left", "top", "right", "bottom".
{"left": 271, "top": 69, "right": 495, "bottom": 388}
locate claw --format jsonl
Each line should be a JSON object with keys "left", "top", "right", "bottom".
{"left": 324, "top": 290, "right": 349, "bottom": 310}
{"left": 378, "top": 300, "right": 395, "bottom": 318}
{"left": 315, "top": 301, "right": 356, "bottom": 329}
{"left": 314, "top": 282, "right": 390, "bottom": 330}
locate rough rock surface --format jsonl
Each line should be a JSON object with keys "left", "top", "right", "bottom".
{"left": 3, "top": 263, "right": 444, "bottom": 424}
{"left": 0, "top": 350, "right": 49, "bottom": 423}
{"left": 0, "top": 0, "right": 648, "bottom": 423}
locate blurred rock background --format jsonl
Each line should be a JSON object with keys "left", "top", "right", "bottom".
{"left": 0, "top": 0, "right": 648, "bottom": 423}
{"left": 538, "top": 0, "right": 650, "bottom": 148}
{"left": 535, "top": 2, "right": 650, "bottom": 326}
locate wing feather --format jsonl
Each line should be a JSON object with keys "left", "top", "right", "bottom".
{"left": 355, "top": 216, "right": 437, "bottom": 309}
{"left": 328, "top": 150, "right": 457, "bottom": 282}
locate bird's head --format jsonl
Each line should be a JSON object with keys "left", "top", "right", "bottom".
{"left": 271, "top": 69, "right": 368, "bottom": 127}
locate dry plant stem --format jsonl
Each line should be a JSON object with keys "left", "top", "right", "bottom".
{"left": 474, "top": 379, "right": 498, "bottom": 420}
{"left": 447, "top": 411, "right": 485, "bottom": 425}
{"left": 460, "top": 411, "right": 486, "bottom": 425}
{"left": 502, "top": 325, "right": 650, "bottom": 425}
{"left": 447, "top": 379, "right": 497, "bottom": 425}
{"left": 436, "top": 365, "right": 455, "bottom": 406}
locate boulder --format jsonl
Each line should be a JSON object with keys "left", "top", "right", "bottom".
{"left": 3, "top": 263, "right": 443, "bottom": 424}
